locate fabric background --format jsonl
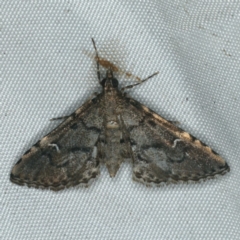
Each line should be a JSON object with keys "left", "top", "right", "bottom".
{"left": 2, "top": 1, "right": 240, "bottom": 239}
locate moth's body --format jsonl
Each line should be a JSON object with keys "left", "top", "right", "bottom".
{"left": 98, "top": 72, "right": 129, "bottom": 177}
{"left": 10, "top": 40, "right": 229, "bottom": 191}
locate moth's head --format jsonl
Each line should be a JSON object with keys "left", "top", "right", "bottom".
{"left": 101, "top": 69, "right": 119, "bottom": 89}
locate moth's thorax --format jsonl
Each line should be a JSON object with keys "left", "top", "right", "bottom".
{"left": 100, "top": 74, "right": 123, "bottom": 115}
{"left": 102, "top": 83, "right": 124, "bottom": 117}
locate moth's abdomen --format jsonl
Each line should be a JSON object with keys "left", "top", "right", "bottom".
{"left": 103, "top": 119, "right": 125, "bottom": 177}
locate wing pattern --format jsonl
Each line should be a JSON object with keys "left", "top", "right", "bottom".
{"left": 121, "top": 97, "right": 229, "bottom": 185}
{"left": 11, "top": 98, "right": 103, "bottom": 191}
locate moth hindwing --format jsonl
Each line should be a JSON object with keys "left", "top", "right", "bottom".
{"left": 10, "top": 39, "right": 229, "bottom": 191}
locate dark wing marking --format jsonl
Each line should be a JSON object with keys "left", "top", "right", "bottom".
{"left": 121, "top": 97, "right": 230, "bottom": 186}
{"left": 11, "top": 97, "right": 104, "bottom": 191}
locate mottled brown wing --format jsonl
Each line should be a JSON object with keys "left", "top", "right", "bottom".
{"left": 121, "top": 97, "right": 229, "bottom": 186}
{"left": 10, "top": 97, "right": 103, "bottom": 191}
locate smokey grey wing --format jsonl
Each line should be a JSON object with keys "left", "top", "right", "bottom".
{"left": 121, "top": 97, "right": 229, "bottom": 186}
{"left": 10, "top": 97, "right": 104, "bottom": 191}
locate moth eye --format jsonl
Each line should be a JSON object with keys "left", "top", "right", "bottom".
{"left": 92, "top": 97, "right": 98, "bottom": 104}
{"left": 111, "top": 78, "right": 118, "bottom": 88}
{"left": 101, "top": 79, "right": 106, "bottom": 87}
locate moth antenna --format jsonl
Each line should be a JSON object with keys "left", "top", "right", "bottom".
{"left": 91, "top": 38, "right": 101, "bottom": 84}
{"left": 121, "top": 71, "right": 159, "bottom": 91}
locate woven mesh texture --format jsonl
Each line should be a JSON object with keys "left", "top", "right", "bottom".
{"left": 2, "top": 1, "right": 240, "bottom": 239}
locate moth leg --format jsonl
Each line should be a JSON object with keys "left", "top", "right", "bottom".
{"left": 50, "top": 115, "right": 70, "bottom": 121}
{"left": 121, "top": 72, "right": 159, "bottom": 91}
{"left": 91, "top": 38, "right": 101, "bottom": 84}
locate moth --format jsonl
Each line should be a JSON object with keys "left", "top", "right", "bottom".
{"left": 10, "top": 39, "right": 229, "bottom": 191}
